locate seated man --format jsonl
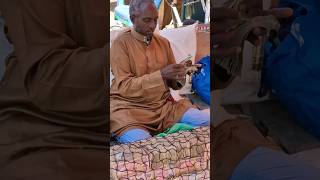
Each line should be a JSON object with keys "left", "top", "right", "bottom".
{"left": 110, "top": 0, "right": 210, "bottom": 144}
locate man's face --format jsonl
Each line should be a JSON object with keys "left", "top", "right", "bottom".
{"left": 132, "top": 2, "right": 158, "bottom": 37}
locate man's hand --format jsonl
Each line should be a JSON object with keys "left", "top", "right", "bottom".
{"left": 160, "top": 64, "right": 186, "bottom": 81}
{"left": 240, "top": 0, "right": 293, "bottom": 45}
{"left": 212, "top": 8, "right": 242, "bottom": 59}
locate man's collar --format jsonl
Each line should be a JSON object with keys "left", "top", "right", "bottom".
{"left": 131, "top": 28, "right": 153, "bottom": 45}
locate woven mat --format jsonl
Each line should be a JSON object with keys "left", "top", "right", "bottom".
{"left": 110, "top": 127, "right": 210, "bottom": 179}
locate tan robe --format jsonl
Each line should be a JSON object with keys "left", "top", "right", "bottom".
{"left": 110, "top": 29, "right": 193, "bottom": 136}
{"left": 0, "top": 0, "right": 108, "bottom": 179}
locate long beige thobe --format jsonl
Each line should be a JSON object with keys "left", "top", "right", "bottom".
{"left": 110, "top": 29, "right": 193, "bottom": 136}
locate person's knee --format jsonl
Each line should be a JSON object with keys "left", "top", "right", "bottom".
{"left": 117, "top": 128, "right": 152, "bottom": 144}
{"left": 180, "top": 108, "right": 210, "bottom": 127}
{"left": 231, "top": 147, "right": 320, "bottom": 180}
{"left": 199, "top": 109, "right": 210, "bottom": 125}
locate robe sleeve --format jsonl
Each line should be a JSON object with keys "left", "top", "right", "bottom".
{"left": 166, "top": 41, "right": 184, "bottom": 90}
{"left": 167, "top": 42, "right": 177, "bottom": 65}
{"left": 1, "top": 0, "right": 107, "bottom": 113}
{"left": 110, "top": 39, "right": 168, "bottom": 102}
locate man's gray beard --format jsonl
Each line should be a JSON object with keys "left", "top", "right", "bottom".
{"left": 146, "top": 34, "right": 153, "bottom": 43}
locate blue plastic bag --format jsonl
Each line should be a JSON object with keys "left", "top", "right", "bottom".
{"left": 192, "top": 56, "right": 210, "bottom": 105}
{"left": 265, "top": 1, "right": 320, "bottom": 137}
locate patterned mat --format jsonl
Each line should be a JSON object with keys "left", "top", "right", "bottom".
{"left": 110, "top": 127, "right": 210, "bottom": 179}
